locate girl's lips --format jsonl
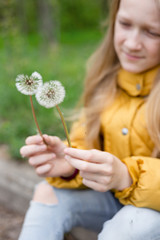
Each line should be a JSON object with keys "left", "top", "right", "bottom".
{"left": 124, "top": 51, "right": 144, "bottom": 60}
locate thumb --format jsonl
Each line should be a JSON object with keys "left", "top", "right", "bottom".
{"left": 43, "top": 134, "right": 62, "bottom": 148}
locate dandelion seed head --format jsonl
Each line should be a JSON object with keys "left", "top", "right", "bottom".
{"left": 15, "top": 72, "right": 43, "bottom": 95}
{"left": 31, "top": 72, "right": 42, "bottom": 81}
{"left": 36, "top": 80, "right": 65, "bottom": 108}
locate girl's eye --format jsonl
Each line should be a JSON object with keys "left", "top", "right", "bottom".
{"left": 146, "top": 30, "right": 160, "bottom": 38}
{"left": 119, "top": 20, "right": 131, "bottom": 28}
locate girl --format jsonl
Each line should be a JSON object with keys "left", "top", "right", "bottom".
{"left": 19, "top": 0, "right": 160, "bottom": 239}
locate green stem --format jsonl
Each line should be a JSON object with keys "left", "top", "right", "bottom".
{"left": 56, "top": 105, "right": 71, "bottom": 147}
{"left": 30, "top": 96, "right": 46, "bottom": 144}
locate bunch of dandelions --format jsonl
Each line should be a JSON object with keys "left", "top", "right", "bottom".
{"left": 36, "top": 80, "right": 71, "bottom": 147}
{"left": 15, "top": 72, "right": 45, "bottom": 142}
{"left": 15, "top": 73, "right": 71, "bottom": 147}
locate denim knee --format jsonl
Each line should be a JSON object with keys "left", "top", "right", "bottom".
{"left": 98, "top": 219, "right": 131, "bottom": 240}
{"left": 98, "top": 205, "right": 160, "bottom": 240}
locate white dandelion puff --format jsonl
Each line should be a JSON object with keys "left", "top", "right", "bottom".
{"left": 15, "top": 71, "right": 43, "bottom": 95}
{"left": 15, "top": 71, "right": 46, "bottom": 144}
{"left": 36, "top": 80, "right": 71, "bottom": 147}
{"left": 36, "top": 80, "right": 65, "bottom": 108}
{"left": 31, "top": 71, "right": 42, "bottom": 81}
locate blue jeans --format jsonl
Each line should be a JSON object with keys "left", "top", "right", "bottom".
{"left": 19, "top": 186, "right": 160, "bottom": 240}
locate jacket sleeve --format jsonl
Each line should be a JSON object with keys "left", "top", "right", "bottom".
{"left": 114, "top": 100, "right": 160, "bottom": 211}
{"left": 114, "top": 155, "right": 160, "bottom": 211}
{"left": 46, "top": 117, "right": 88, "bottom": 189}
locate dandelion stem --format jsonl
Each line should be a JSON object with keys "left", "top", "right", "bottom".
{"left": 56, "top": 105, "right": 71, "bottom": 147}
{"left": 29, "top": 96, "right": 45, "bottom": 143}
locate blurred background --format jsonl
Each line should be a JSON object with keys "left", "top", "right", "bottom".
{"left": 0, "top": 0, "right": 108, "bottom": 159}
{"left": 0, "top": 1, "right": 110, "bottom": 239}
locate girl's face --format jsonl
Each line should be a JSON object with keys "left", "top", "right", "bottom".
{"left": 114, "top": 0, "right": 160, "bottom": 73}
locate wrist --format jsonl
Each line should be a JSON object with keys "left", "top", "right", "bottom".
{"left": 117, "top": 164, "right": 133, "bottom": 191}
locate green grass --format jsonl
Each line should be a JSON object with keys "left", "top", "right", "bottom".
{"left": 0, "top": 29, "right": 102, "bottom": 159}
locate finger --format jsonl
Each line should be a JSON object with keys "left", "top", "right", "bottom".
{"left": 65, "top": 156, "right": 113, "bottom": 176}
{"left": 82, "top": 178, "right": 108, "bottom": 192}
{"left": 36, "top": 164, "right": 52, "bottom": 176}
{"left": 65, "top": 155, "right": 104, "bottom": 173}
{"left": 20, "top": 144, "right": 47, "bottom": 157}
{"left": 25, "top": 135, "right": 44, "bottom": 145}
{"left": 29, "top": 153, "right": 56, "bottom": 167}
{"left": 64, "top": 148, "right": 112, "bottom": 163}
{"left": 80, "top": 171, "right": 100, "bottom": 181}
{"left": 43, "top": 135, "right": 61, "bottom": 147}
{"left": 80, "top": 171, "right": 112, "bottom": 185}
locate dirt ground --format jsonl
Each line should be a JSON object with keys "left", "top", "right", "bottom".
{"left": 0, "top": 203, "right": 24, "bottom": 240}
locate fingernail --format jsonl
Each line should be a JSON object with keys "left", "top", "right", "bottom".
{"left": 65, "top": 155, "right": 71, "bottom": 160}
{"left": 64, "top": 148, "right": 70, "bottom": 153}
{"left": 49, "top": 153, "right": 56, "bottom": 159}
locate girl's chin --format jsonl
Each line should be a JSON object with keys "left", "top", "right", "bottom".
{"left": 120, "top": 62, "right": 147, "bottom": 74}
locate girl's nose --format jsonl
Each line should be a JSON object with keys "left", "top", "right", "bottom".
{"left": 125, "top": 29, "right": 142, "bottom": 51}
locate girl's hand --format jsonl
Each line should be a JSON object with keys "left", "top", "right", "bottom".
{"left": 20, "top": 134, "right": 75, "bottom": 178}
{"left": 64, "top": 148, "right": 132, "bottom": 192}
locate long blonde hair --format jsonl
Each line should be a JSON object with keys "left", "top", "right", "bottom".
{"left": 81, "top": 0, "right": 120, "bottom": 149}
{"left": 80, "top": 0, "right": 160, "bottom": 155}
{"left": 146, "top": 69, "right": 160, "bottom": 157}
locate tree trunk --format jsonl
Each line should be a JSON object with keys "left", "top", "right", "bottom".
{"left": 101, "top": 0, "right": 109, "bottom": 17}
{"left": 36, "top": 0, "right": 59, "bottom": 44}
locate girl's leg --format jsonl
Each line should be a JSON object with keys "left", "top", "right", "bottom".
{"left": 19, "top": 182, "right": 122, "bottom": 240}
{"left": 98, "top": 205, "right": 160, "bottom": 240}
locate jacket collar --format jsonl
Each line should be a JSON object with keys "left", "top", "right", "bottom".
{"left": 117, "top": 65, "right": 160, "bottom": 97}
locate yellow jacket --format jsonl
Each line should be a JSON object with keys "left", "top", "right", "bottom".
{"left": 47, "top": 65, "right": 160, "bottom": 211}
